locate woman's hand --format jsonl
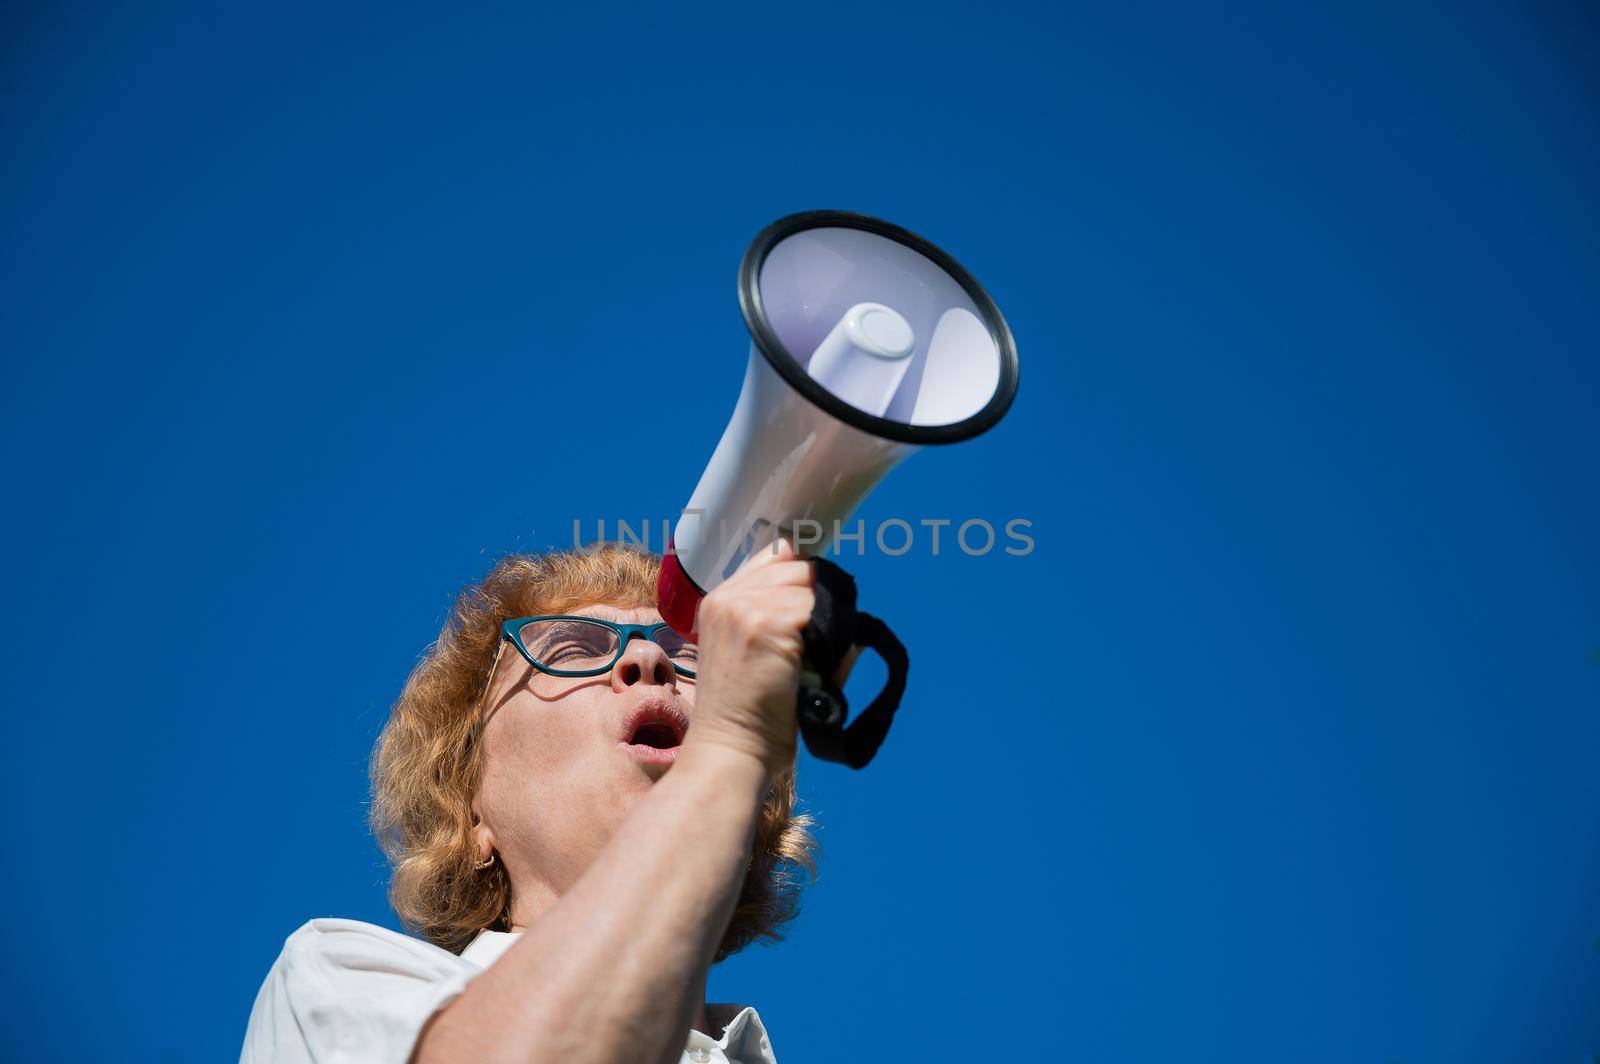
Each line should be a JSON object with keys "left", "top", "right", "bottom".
{"left": 685, "top": 537, "right": 814, "bottom": 781}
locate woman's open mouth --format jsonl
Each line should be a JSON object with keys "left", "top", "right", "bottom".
{"left": 619, "top": 699, "right": 689, "bottom": 764}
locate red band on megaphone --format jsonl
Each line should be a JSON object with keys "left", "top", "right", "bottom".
{"left": 657, "top": 537, "right": 705, "bottom": 640}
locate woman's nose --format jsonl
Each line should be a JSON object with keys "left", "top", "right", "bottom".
{"left": 611, "top": 635, "right": 676, "bottom": 690}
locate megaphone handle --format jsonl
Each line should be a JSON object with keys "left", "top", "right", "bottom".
{"left": 796, "top": 610, "right": 909, "bottom": 769}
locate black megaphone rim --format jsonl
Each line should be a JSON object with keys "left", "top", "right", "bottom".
{"left": 738, "top": 209, "right": 1020, "bottom": 446}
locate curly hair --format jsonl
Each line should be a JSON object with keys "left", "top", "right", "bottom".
{"left": 368, "top": 542, "right": 817, "bottom": 959}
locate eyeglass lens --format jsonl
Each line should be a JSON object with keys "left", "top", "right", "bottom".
{"left": 515, "top": 619, "right": 697, "bottom": 673}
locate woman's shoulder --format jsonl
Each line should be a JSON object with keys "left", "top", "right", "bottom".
{"left": 254, "top": 917, "right": 484, "bottom": 1006}
{"left": 280, "top": 915, "right": 457, "bottom": 953}
{"left": 242, "top": 919, "right": 483, "bottom": 1062}
{"left": 273, "top": 917, "right": 470, "bottom": 974}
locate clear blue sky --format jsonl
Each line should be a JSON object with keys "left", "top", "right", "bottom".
{"left": 3, "top": 3, "right": 1596, "bottom": 1061}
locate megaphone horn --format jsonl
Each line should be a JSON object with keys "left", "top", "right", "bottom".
{"left": 659, "top": 209, "right": 1020, "bottom": 638}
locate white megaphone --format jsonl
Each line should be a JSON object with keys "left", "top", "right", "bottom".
{"left": 658, "top": 210, "right": 1019, "bottom": 638}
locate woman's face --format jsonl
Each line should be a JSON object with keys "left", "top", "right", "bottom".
{"left": 472, "top": 604, "right": 697, "bottom": 908}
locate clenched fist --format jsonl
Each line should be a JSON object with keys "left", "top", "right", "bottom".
{"left": 683, "top": 537, "right": 815, "bottom": 781}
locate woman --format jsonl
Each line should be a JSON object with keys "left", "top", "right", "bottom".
{"left": 240, "top": 539, "right": 825, "bottom": 1063}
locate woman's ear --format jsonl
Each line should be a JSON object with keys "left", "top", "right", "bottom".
{"left": 472, "top": 819, "right": 496, "bottom": 863}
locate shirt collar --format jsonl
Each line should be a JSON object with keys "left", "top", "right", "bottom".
{"left": 689, "top": 1005, "right": 775, "bottom": 1063}
{"left": 460, "top": 927, "right": 521, "bottom": 968}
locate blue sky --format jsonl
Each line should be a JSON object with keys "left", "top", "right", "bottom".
{"left": 2, "top": 3, "right": 1596, "bottom": 1061}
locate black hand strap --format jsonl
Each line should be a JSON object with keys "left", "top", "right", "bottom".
{"left": 796, "top": 558, "right": 911, "bottom": 769}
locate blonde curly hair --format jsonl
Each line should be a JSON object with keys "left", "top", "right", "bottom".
{"left": 368, "top": 542, "right": 817, "bottom": 959}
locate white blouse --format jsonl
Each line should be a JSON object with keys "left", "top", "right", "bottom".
{"left": 239, "top": 917, "right": 778, "bottom": 1064}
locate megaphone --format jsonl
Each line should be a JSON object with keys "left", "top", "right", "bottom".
{"left": 658, "top": 209, "right": 1019, "bottom": 638}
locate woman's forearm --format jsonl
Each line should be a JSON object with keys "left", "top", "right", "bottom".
{"left": 413, "top": 741, "right": 770, "bottom": 1064}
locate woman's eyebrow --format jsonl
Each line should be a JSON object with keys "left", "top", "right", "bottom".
{"left": 564, "top": 605, "right": 635, "bottom": 622}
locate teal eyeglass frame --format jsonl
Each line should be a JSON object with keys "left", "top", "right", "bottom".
{"left": 499, "top": 616, "right": 698, "bottom": 679}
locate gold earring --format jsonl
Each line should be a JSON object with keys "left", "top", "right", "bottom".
{"left": 474, "top": 851, "right": 496, "bottom": 870}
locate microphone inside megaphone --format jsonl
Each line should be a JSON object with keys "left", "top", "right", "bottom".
{"left": 659, "top": 210, "right": 1019, "bottom": 769}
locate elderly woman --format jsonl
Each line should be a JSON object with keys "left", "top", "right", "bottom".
{"left": 241, "top": 539, "right": 825, "bottom": 1064}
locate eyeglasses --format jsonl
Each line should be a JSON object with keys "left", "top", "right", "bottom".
{"left": 498, "top": 615, "right": 698, "bottom": 678}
